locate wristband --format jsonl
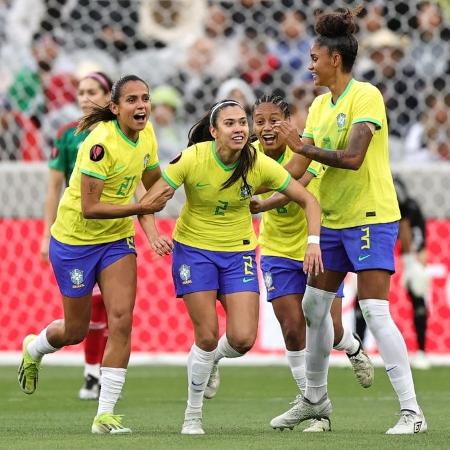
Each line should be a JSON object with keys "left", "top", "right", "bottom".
{"left": 307, "top": 235, "right": 320, "bottom": 245}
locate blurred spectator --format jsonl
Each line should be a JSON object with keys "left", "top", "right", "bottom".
{"left": 359, "top": 1, "right": 386, "bottom": 34}
{"left": 215, "top": 78, "right": 256, "bottom": 116}
{"left": 150, "top": 85, "right": 187, "bottom": 166}
{"left": 268, "top": 9, "right": 313, "bottom": 85}
{"left": 357, "top": 28, "right": 424, "bottom": 138}
{"left": 408, "top": 1, "right": 450, "bottom": 82}
{"left": 0, "top": 97, "right": 44, "bottom": 161}
{"left": 168, "top": 36, "right": 223, "bottom": 120}
{"left": 404, "top": 92, "right": 450, "bottom": 162}
{"left": 138, "top": 0, "right": 205, "bottom": 48}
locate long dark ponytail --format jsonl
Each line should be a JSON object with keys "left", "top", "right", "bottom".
{"left": 77, "top": 74, "right": 148, "bottom": 133}
{"left": 188, "top": 100, "right": 256, "bottom": 190}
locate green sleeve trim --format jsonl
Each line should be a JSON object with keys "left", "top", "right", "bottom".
{"left": 307, "top": 167, "right": 318, "bottom": 176}
{"left": 162, "top": 171, "right": 179, "bottom": 190}
{"left": 80, "top": 169, "right": 106, "bottom": 180}
{"left": 352, "top": 118, "right": 382, "bottom": 129}
{"left": 145, "top": 162, "right": 160, "bottom": 171}
{"left": 276, "top": 174, "right": 292, "bottom": 192}
{"left": 48, "top": 160, "right": 65, "bottom": 171}
{"left": 302, "top": 132, "right": 313, "bottom": 138}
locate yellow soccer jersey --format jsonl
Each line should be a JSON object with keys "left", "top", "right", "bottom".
{"left": 162, "top": 141, "right": 291, "bottom": 251}
{"left": 303, "top": 79, "right": 400, "bottom": 229}
{"left": 253, "top": 140, "right": 321, "bottom": 261}
{"left": 51, "top": 120, "right": 159, "bottom": 245}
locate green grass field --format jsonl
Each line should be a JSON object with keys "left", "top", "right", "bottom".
{"left": 0, "top": 365, "right": 447, "bottom": 449}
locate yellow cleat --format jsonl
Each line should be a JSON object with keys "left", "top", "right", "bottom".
{"left": 18, "top": 334, "right": 40, "bottom": 394}
{"left": 91, "top": 413, "right": 132, "bottom": 435}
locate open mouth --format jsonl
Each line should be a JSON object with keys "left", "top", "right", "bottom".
{"left": 261, "top": 133, "right": 276, "bottom": 146}
{"left": 232, "top": 135, "right": 245, "bottom": 144}
{"left": 133, "top": 112, "right": 147, "bottom": 122}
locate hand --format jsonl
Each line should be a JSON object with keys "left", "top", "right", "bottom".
{"left": 139, "top": 184, "right": 173, "bottom": 214}
{"left": 150, "top": 235, "right": 174, "bottom": 256}
{"left": 303, "top": 243, "right": 323, "bottom": 276}
{"left": 250, "top": 196, "right": 265, "bottom": 214}
{"left": 273, "top": 121, "right": 304, "bottom": 154}
{"left": 40, "top": 235, "right": 50, "bottom": 262}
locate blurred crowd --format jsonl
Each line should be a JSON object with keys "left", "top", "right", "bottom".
{"left": 0, "top": 0, "right": 449, "bottom": 164}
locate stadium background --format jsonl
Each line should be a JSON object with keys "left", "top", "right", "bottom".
{"left": 0, "top": 0, "right": 449, "bottom": 363}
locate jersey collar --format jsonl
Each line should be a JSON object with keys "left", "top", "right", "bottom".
{"left": 114, "top": 120, "right": 139, "bottom": 147}
{"left": 211, "top": 141, "right": 239, "bottom": 171}
{"left": 329, "top": 78, "right": 354, "bottom": 108}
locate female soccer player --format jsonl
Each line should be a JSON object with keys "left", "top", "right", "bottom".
{"left": 40, "top": 72, "right": 113, "bottom": 400}
{"left": 251, "top": 94, "right": 374, "bottom": 432}
{"left": 143, "top": 99, "right": 323, "bottom": 435}
{"left": 18, "top": 75, "right": 173, "bottom": 434}
{"left": 270, "top": 7, "right": 426, "bottom": 434}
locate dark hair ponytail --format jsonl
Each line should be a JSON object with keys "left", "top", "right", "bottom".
{"left": 77, "top": 74, "right": 148, "bottom": 133}
{"left": 188, "top": 100, "right": 256, "bottom": 190}
{"left": 315, "top": 6, "right": 363, "bottom": 73}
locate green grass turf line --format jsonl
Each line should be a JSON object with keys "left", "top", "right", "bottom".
{"left": 0, "top": 366, "right": 447, "bottom": 449}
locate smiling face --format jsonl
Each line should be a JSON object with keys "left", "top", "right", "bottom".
{"left": 77, "top": 77, "right": 110, "bottom": 115}
{"left": 110, "top": 80, "right": 150, "bottom": 141}
{"left": 308, "top": 42, "right": 338, "bottom": 87}
{"left": 210, "top": 105, "right": 249, "bottom": 152}
{"left": 253, "top": 102, "right": 287, "bottom": 153}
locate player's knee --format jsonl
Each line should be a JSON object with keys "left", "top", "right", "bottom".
{"left": 227, "top": 335, "right": 255, "bottom": 355}
{"left": 282, "top": 321, "right": 305, "bottom": 349}
{"left": 196, "top": 334, "right": 218, "bottom": 352}
{"left": 108, "top": 310, "right": 133, "bottom": 337}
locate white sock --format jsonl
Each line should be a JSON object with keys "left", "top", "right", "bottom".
{"left": 186, "top": 344, "right": 216, "bottom": 416}
{"left": 360, "top": 299, "right": 420, "bottom": 413}
{"left": 97, "top": 367, "right": 126, "bottom": 416}
{"left": 334, "top": 327, "right": 359, "bottom": 355}
{"left": 214, "top": 334, "right": 243, "bottom": 363}
{"left": 27, "top": 326, "right": 58, "bottom": 361}
{"left": 84, "top": 363, "right": 101, "bottom": 379}
{"left": 286, "top": 349, "right": 306, "bottom": 392}
{"left": 302, "top": 286, "right": 335, "bottom": 403}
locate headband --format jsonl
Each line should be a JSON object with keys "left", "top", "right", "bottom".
{"left": 84, "top": 72, "right": 111, "bottom": 93}
{"left": 209, "top": 100, "right": 242, "bottom": 126}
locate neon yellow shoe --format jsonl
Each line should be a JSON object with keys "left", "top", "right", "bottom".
{"left": 18, "top": 334, "right": 40, "bottom": 394}
{"left": 91, "top": 413, "right": 132, "bottom": 435}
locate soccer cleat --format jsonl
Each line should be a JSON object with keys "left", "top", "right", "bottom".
{"left": 204, "top": 363, "right": 220, "bottom": 399}
{"left": 410, "top": 351, "right": 431, "bottom": 370}
{"left": 18, "top": 334, "right": 41, "bottom": 394}
{"left": 79, "top": 374, "right": 100, "bottom": 400}
{"left": 347, "top": 333, "right": 374, "bottom": 388}
{"left": 386, "top": 409, "right": 427, "bottom": 435}
{"left": 270, "top": 394, "right": 332, "bottom": 430}
{"left": 181, "top": 416, "right": 205, "bottom": 435}
{"left": 91, "top": 413, "right": 132, "bottom": 434}
{"left": 303, "top": 418, "right": 331, "bottom": 433}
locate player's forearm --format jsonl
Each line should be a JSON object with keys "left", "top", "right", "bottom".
{"left": 138, "top": 213, "right": 159, "bottom": 241}
{"left": 297, "top": 144, "right": 361, "bottom": 170}
{"left": 82, "top": 201, "right": 142, "bottom": 219}
{"left": 43, "top": 191, "right": 60, "bottom": 235}
{"left": 303, "top": 195, "right": 322, "bottom": 237}
{"left": 261, "top": 192, "right": 290, "bottom": 211}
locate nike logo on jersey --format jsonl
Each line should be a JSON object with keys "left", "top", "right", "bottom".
{"left": 242, "top": 277, "right": 255, "bottom": 283}
{"left": 196, "top": 182, "right": 210, "bottom": 189}
{"left": 358, "top": 255, "right": 370, "bottom": 261}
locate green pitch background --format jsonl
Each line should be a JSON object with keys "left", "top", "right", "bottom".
{"left": 1, "top": 365, "right": 447, "bottom": 449}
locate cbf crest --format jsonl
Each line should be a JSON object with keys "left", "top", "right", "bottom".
{"left": 179, "top": 264, "right": 192, "bottom": 285}
{"left": 239, "top": 183, "right": 253, "bottom": 200}
{"left": 70, "top": 268, "right": 84, "bottom": 288}
{"left": 336, "top": 113, "right": 346, "bottom": 128}
{"left": 263, "top": 271, "right": 274, "bottom": 292}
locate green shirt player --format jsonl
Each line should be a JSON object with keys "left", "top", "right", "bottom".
{"left": 270, "top": 7, "right": 426, "bottom": 435}
{"left": 143, "top": 99, "right": 323, "bottom": 435}
{"left": 18, "top": 75, "right": 173, "bottom": 435}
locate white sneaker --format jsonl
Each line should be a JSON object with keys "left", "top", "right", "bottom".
{"left": 410, "top": 351, "right": 431, "bottom": 370}
{"left": 204, "top": 363, "right": 220, "bottom": 399}
{"left": 386, "top": 409, "right": 427, "bottom": 435}
{"left": 347, "top": 333, "right": 374, "bottom": 388}
{"left": 303, "top": 418, "right": 331, "bottom": 432}
{"left": 181, "top": 416, "right": 205, "bottom": 435}
{"left": 270, "top": 394, "right": 332, "bottom": 430}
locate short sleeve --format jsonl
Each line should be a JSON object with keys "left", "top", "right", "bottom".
{"left": 352, "top": 86, "right": 385, "bottom": 130}
{"left": 48, "top": 138, "right": 66, "bottom": 172}
{"left": 162, "top": 150, "right": 190, "bottom": 189}
{"left": 259, "top": 153, "right": 291, "bottom": 192}
{"left": 144, "top": 122, "right": 160, "bottom": 170}
{"left": 78, "top": 142, "right": 112, "bottom": 180}
{"left": 306, "top": 161, "right": 322, "bottom": 177}
{"left": 302, "top": 98, "right": 319, "bottom": 140}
